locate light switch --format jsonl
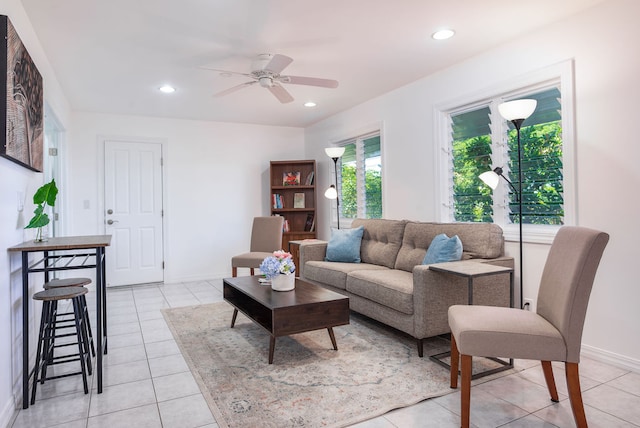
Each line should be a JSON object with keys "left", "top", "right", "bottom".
{"left": 83, "top": 200, "right": 90, "bottom": 209}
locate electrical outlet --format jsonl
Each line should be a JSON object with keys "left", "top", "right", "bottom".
{"left": 523, "top": 298, "right": 534, "bottom": 311}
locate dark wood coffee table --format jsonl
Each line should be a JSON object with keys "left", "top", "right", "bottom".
{"left": 223, "top": 276, "right": 350, "bottom": 364}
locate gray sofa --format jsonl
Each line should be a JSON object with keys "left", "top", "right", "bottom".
{"left": 299, "top": 218, "right": 513, "bottom": 356}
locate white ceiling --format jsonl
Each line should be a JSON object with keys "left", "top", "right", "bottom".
{"left": 20, "top": 0, "right": 606, "bottom": 128}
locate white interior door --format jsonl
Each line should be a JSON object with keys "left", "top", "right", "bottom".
{"left": 104, "top": 140, "right": 164, "bottom": 287}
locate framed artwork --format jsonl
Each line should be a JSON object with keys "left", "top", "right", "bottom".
{"left": 1, "top": 15, "right": 44, "bottom": 172}
{"left": 282, "top": 171, "right": 300, "bottom": 186}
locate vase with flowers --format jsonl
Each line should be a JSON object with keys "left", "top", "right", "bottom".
{"left": 259, "top": 250, "right": 296, "bottom": 291}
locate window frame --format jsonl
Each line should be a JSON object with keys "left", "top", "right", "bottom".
{"left": 327, "top": 125, "right": 384, "bottom": 228}
{"left": 434, "top": 60, "right": 576, "bottom": 244}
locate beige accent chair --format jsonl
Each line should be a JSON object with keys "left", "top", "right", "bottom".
{"left": 231, "top": 216, "right": 284, "bottom": 277}
{"left": 448, "top": 226, "right": 609, "bottom": 428}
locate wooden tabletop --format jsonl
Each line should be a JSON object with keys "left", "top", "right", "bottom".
{"left": 8, "top": 235, "right": 112, "bottom": 252}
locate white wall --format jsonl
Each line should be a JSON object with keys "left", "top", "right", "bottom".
{"left": 3, "top": 0, "right": 639, "bottom": 424}
{"left": 67, "top": 112, "right": 305, "bottom": 282}
{"left": 306, "top": 0, "right": 640, "bottom": 369}
{"left": 0, "top": 0, "right": 72, "bottom": 425}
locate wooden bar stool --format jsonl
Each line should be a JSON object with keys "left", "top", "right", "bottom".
{"left": 31, "top": 286, "right": 91, "bottom": 405}
{"left": 43, "top": 278, "right": 95, "bottom": 357}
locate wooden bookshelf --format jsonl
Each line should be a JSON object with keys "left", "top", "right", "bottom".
{"left": 270, "top": 160, "right": 317, "bottom": 251}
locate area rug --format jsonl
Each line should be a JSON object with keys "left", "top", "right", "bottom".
{"left": 162, "top": 302, "right": 456, "bottom": 428}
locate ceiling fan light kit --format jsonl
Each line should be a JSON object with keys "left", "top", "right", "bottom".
{"left": 207, "top": 53, "right": 339, "bottom": 104}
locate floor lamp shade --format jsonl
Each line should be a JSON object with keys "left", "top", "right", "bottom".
{"left": 325, "top": 147, "right": 345, "bottom": 158}
{"left": 325, "top": 185, "right": 337, "bottom": 199}
{"left": 498, "top": 99, "right": 537, "bottom": 121}
{"left": 478, "top": 170, "right": 500, "bottom": 190}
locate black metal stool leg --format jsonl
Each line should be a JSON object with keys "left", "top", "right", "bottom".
{"left": 72, "top": 297, "right": 89, "bottom": 394}
{"left": 80, "top": 294, "right": 95, "bottom": 357}
{"left": 31, "top": 301, "right": 51, "bottom": 405}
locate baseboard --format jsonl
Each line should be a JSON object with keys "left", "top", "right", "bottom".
{"left": 164, "top": 273, "right": 227, "bottom": 284}
{"left": 582, "top": 344, "right": 640, "bottom": 373}
{"left": 0, "top": 397, "right": 18, "bottom": 428}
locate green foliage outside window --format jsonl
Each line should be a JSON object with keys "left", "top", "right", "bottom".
{"left": 452, "top": 121, "right": 564, "bottom": 225}
{"left": 340, "top": 164, "right": 382, "bottom": 219}
{"left": 452, "top": 135, "right": 494, "bottom": 222}
{"left": 508, "top": 122, "right": 564, "bottom": 225}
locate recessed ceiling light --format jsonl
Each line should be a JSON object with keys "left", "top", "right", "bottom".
{"left": 159, "top": 85, "right": 176, "bottom": 93}
{"left": 432, "top": 29, "right": 455, "bottom": 40}
{"left": 304, "top": 101, "right": 317, "bottom": 107}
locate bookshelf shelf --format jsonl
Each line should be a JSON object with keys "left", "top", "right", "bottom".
{"left": 270, "top": 160, "right": 317, "bottom": 250}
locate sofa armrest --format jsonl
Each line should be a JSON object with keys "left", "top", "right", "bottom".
{"left": 412, "top": 258, "right": 514, "bottom": 338}
{"left": 298, "top": 241, "right": 328, "bottom": 277}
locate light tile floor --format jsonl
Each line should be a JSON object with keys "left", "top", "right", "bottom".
{"left": 9, "top": 279, "right": 640, "bottom": 428}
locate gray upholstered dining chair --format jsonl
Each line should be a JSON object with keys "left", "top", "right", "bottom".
{"left": 231, "top": 216, "right": 284, "bottom": 277}
{"left": 448, "top": 226, "right": 609, "bottom": 428}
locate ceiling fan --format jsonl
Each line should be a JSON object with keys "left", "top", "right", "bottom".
{"left": 204, "top": 54, "right": 339, "bottom": 104}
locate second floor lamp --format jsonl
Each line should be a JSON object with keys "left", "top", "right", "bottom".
{"left": 324, "top": 147, "right": 345, "bottom": 229}
{"left": 479, "top": 99, "right": 537, "bottom": 310}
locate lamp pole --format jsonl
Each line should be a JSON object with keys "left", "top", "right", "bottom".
{"left": 480, "top": 99, "right": 536, "bottom": 310}
{"left": 324, "top": 147, "right": 345, "bottom": 230}
{"left": 331, "top": 157, "right": 340, "bottom": 229}
{"left": 512, "top": 118, "right": 525, "bottom": 311}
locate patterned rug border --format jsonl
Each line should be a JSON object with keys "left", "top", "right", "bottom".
{"left": 161, "top": 302, "right": 515, "bottom": 428}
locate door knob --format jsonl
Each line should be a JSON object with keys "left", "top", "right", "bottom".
{"left": 107, "top": 209, "right": 113, "bottom": 214}
{"left": 107, "top": 219, "right": 119, "bottom": 225}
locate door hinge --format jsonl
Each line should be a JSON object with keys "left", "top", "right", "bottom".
{"left": 162, "top": 261, "right": 165, "bottom": 269}
{"left": 160, "top": 157, "right": 163, "bottom": 166}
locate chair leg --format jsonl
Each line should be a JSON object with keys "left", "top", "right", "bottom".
{"left": 450, "top": 335, "right": 459, "bottom": 388}
{"left": 541, "top": 361, "right": 559, "bottom": 402}
{"left": 250, "top": 268, "right": 255, "bottom": 276}
{"left": 232, "top": 267, "right": 237, "bottom": 277}
{"left": 417, "top": 338, "right": 424, "bottom": 357}
{"left": 460, "top": 354, "right": 472, "bottom": 428}
{"left": 566, "top": 362, "right": 588, "bottom": 428}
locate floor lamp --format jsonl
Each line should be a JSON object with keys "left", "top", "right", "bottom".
{"left": 479, "top": 99, "right": 537, "bottom": 310}
{"left": 324, "top": 147, "right": 345, "bottom": 229}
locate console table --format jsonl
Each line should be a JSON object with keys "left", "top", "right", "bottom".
{"left": 8, "top": 235, "right": 112, "bottom": 409}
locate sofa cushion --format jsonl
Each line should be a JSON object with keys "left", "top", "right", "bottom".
{"left": 325, "top": 226, "right": 365, "bottom": 262}
{"left": 346, "top": 269, "right": 414, "bottom": 315}
{"left": 422, "top": 234, "right": 463, "bottom": 264}
{"left": 304, "top": 261, "right": 388, "bottom": 290}
{"left": 395, "top": 222, "right": 504, "bottom": 272}
{"left": 351, "top": 219, "right": 407, "bottom": 269}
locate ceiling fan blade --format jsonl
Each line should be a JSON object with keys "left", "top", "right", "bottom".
{"left": 268, "top": 84, "right": 294, "bottom": 104}
{"left": 279, "top": 75, "right": 339, "bottom": 88}
{"left": 264, "top": 54, "right": 293, "bottom": 74}
{"left": 214, "top": 81, "right": 257, "bottom": 97}
{"left": 199, "top": 66, "right": 253, "bottom": 78}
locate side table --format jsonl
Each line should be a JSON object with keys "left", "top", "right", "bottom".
{"left": 428, "top": 260, "right": 514, "bottom": 380}
{"left": 288, "top": 239, "right": 321, "bottom": 277}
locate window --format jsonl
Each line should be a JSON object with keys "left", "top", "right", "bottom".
{"left": 437, "top": 62, "right": 575, "bottom": 243}
{"left": 332, "top": 132, "right": 382, "bottom": 223}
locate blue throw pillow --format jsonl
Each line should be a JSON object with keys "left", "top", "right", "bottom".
{"left": 325, "top": 226, "right": 364, "bottom": 263}
{"left": 422, "top": 234, "right": 463, "bottom": 265}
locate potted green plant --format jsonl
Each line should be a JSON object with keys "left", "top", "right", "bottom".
{"left": 25, "top": 179, "right": 58, "bottom": 242}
